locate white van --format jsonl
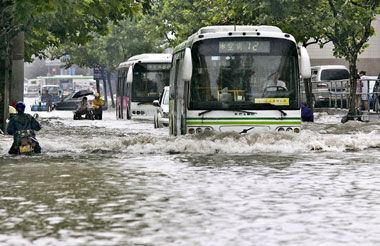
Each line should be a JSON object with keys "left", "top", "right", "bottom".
{"left": 302, "top": 65, "right": 349, "bottom": 107}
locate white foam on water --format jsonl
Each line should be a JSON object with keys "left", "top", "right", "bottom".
{"left": 2, "top": 102, "right": 380, "bottom": 156}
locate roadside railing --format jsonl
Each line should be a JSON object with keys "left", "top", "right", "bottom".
{"left": 307, "top": 78, "right": 380, "bottom": 113}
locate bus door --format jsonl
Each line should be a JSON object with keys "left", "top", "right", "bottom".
{"left": 171, "top": 57, "right": 181, "bottom": 136}
{"left": 117, "top": 70, "right": 123, "bottom": 119}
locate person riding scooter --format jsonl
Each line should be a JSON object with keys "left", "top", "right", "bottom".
{"left": 92, "top": 93, "right": 104, "bottom": 120}
{"left": 7, "top": 101, "right": 42, "bottom": 154}
{"left": 74, "top": 96, "right": 93, "bottom": 120}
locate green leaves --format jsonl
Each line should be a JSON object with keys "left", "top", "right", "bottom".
{"left": 1, "top": 0, "right": 140, "bottom": 61}
{"left": 52, "top": 19, "right": 161, "bottom": 75}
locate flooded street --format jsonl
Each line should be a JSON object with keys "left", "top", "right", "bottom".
{"left": 2, "top": 101, "right": 380, "bottom": 245}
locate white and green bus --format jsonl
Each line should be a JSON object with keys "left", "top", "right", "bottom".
{"left": 116, "top": 53, "right": 172, "bottom": 120}
{"left": 169, "top": 25, "right": 311, "bottom": 135}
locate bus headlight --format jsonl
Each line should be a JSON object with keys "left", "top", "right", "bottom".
{"left": 278, "top": 127, "right": 285, "bottom": 131}
{"left": 286, "top": 127, "right": 293, "bottom": 132}
{"left": 204, "top": 127, "right": 212, "bottom": 131}
{"left": 196, "top": 128, "right": 202, "bottom": 133}
{"left": 188, "top": 128, "right": 195, "bottom": 134}
{"left": 294, "top": 128, "right": 300, "bottom": 133}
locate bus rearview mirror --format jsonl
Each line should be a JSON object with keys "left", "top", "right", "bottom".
{"left": 127, "top": 66, "right": 133, "bottom": 83}
{"left": 182, "top": 48, "right": 193, "bottom": 81}
{"left": 300, "top": 46, "right": 311, "bottom": 79}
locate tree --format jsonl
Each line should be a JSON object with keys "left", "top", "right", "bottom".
{"left": 0, "top": 0, "right": 140, "bottom": 130}
{"left": 322, "top": 0, "right": 380, "bottom": 120}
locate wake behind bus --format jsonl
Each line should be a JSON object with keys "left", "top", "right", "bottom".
{"left": 169, "top": 25, "right": 311, "bottom": 136}
{"left": 116, "top": 53, "right": 172, "bottom": 120}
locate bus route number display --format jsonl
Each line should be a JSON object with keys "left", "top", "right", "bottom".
{"left": 147, "top": 64, "right": 171, "bottom": 71}
{"left": 219, "top": 41, "right": 270, "bottom": 53}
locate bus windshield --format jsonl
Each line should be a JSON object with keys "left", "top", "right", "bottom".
{"left": 189, "top": 38, "right": 299, "bottom": 110}
{"left": 132, "top": 63, "right": 170, "bottom": 102}
{"left": 42, "top": 86, "right": 59, "bottom": 95}
{"left": 60, "top": 81, "right": 73, "bottom": 91}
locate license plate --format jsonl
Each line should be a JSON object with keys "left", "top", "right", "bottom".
{"left": 19, "top": 145, "right": 31, "bottom": 153}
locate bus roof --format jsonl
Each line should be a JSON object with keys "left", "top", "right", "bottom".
{"left": 118, "top": 53, "right": 172, "bottom": 69}
{"left": 173, "top": 25, "right": 296, "bottom": 54}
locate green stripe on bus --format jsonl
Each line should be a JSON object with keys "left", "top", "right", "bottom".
{"left": 186, "top": 121, "right": 301, "bottom": 125}
{"left": 186, "top": 117, "right": 301, "bottom": 121}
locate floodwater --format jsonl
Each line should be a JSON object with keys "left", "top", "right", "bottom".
{"left": 1, "top": 99, "right": 380, "bottom": 245}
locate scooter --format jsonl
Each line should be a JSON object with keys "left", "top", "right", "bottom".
{"left": 73, "top": 109, "right": 95, "bottom": 120}
{"left": 14, "top": 130, "right": 38, "bottom": 155}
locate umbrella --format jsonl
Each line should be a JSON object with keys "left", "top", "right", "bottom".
{"left": 72, "top": 90, "right": 94, "bottom": 98}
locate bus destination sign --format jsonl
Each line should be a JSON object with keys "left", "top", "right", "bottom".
{"left": 146, "top": 64, "right": 171, "bottom": 71}
{"left": 219, "top": 41, "right": 270, "bottom": 54}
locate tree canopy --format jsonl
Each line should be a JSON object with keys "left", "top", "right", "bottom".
{"left": 53, "top": 19, "right": 162, "bottom": 73}
{"left": 1, "top": 0, "right": 140, "bottom": 61}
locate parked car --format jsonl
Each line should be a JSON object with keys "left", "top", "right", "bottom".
{"left": 153, "top": 86, "right": 169, "bottom": 128}
{"left": 55, "top": 90, "right": 94, "bottom": 110}
{"left": 302, "top": 65, "right": 350, "bottom": 107}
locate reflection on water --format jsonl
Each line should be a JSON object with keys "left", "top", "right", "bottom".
{"left": 1, "top": 109, "right": 380, "bottom": 245}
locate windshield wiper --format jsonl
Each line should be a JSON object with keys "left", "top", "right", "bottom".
{"left": 239, "top": 127, "right": 255, "bottom": 134}
{"left": 254, "top": 103, "right": 287, "bottom": 117}
{"left": 198, "top": 109, "right": 257, "bottom": 116}
{"left": 197, "top": 103, "right": 287, "bottom": 117}
{"left": 198, "top": 109, "right": 213, "bottom": 116}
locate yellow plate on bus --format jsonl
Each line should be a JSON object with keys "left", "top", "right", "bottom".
{"left": 255, "top": 98, "right": 289, "bottom": 106}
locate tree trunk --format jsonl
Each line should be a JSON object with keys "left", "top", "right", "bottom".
{"left": 347, "top": 57, "right": 358, "bottom": 120}
{"left": 0, "top": 47, "right": 10, "bottom": 132}
{"left": 107, "top": 70, "right": 115, "bottom": 108}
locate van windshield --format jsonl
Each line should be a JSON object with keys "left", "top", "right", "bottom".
{"left": 320, "top": 69, "right": 349, "bottom": 81}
